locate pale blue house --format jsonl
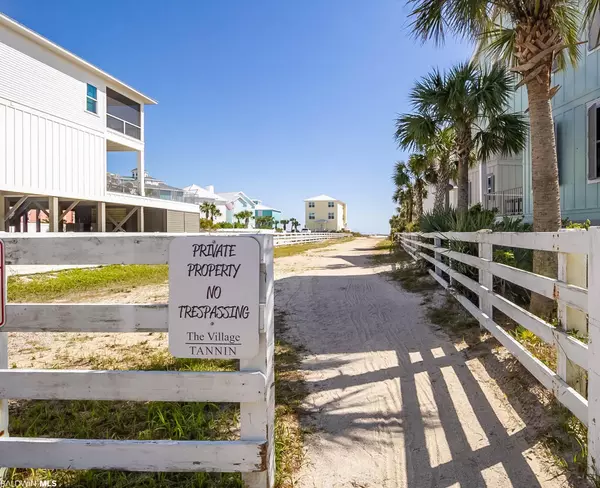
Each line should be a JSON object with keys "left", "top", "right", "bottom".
{"left": 508, "top": 14, "right": 600, "bottom": 223}
{"left": 217, "top": 191, "right": 256, "bottom": 226}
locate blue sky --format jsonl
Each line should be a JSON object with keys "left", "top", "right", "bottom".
{"left": 1, "top": 0, "right": 472, "bottom": 233}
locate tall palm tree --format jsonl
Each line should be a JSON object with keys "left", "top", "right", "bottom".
{"left": 280, "top": 219, "right": 290, "bottom": 231}
{"left": 234, "top": 210, "right": 254, "bottom": 228}
{"left": 392, "top": 183, "right": 415, "bottom": 223}
{"left": 406, "top": 0, "right": 591, "bottom": 313}
{"left": 393, "top": 155, "right": 431, "bottom": 219}
{"left": 200, "top": 202, "right": 212, "bottom": 219}
{"left": 289, "top": 218, "right": 300, "bottom": 232}
{"left": 395, "top": 62, "right": 527, "bottom": 212}
{"left": 209, "top": 206, "right": 221, "bottom": 222}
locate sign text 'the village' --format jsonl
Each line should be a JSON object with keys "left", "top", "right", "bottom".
{"left": 168, "top": 237, "right": 260, "bottom": 358}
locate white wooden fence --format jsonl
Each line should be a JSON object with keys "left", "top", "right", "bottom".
{"left": 0, "top": 233, "right": 275, "bottom": 487}
{"left": 216, "top": 230, "right": 349, "bottom": 246}
{"left": 397, "top": 228, "right": 600, "bottom": 474}
{"left": 273, "top": 232, "right": 348, "bottom": 246}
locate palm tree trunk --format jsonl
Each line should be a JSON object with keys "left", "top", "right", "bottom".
{"left": 526, "top": 72, "right": 562, "bottom": 317}
{"left": 435, "top": 158, "right": 451, "bottom": 212}
{"left": 456, "top": 133, "right": 470, "bottom": 212}
{"left": 416, "top": 183, "right": 424, "bottom": 219}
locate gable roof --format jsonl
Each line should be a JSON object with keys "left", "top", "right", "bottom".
{"left": 183, "top": 184, "right": 226, "bottom": 202}
{"left": 305, "top": 194, "right": 345, "bottom": 204}
{"left": 255, "top": 203, "right": 281, "bottom": 212}
{"left": 217, "top": 191, "right": 256, "bottom": 208}
{"left": 0, "top": 13, "right": 157, "bottom": 105}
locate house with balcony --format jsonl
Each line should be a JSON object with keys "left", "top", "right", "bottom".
{"left": 0, "top": 13, "right": 200, "bottom": 233}
{"left": 304, "top": 194, "right": 347, "bottom": 231}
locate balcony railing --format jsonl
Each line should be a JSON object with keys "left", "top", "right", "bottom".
{"left": 107, "top": 114, "right": 141, "bottom": 140}
{"left": 483, "top": 187, "right": 523, "bottom": 216}
{"left": 106, "top": 177, "right": 140, "bottom": 195}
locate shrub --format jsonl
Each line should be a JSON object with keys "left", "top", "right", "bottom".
{"left": 199, "top": 218, "right": 214, "bottom": 230}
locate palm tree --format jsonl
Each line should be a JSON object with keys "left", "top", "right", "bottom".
{"left": 395, "top": 62, "right": 527, "bottom": 212}
{"left": 407, "top": 0, "right": 591, "bottom": 313}
{"left": 209, "top": 206, "right": 221, "bottom": 222}
{"left": 280, "top": 219, "right": 290, "bottom": 231}
{"left": 235, "top": 210, "right": 254, "bottom": 228}
{"left": 200, "top": 202, "right": 212, "bottom": 219}
{"left": 289, "top": 218, "right": 300, "bottom": 232}
{"left": 392, "top": 184, "right": 414, "bottom": 223}
{"left": 393, "top": 155, "right": 431, "bottom": 219}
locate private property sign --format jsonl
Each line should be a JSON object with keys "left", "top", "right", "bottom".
{"left": 168, "top": 236, "right": 260, "bottom": 359}
{"left": 0, "top": 240, "right": 4, "bottom": 327}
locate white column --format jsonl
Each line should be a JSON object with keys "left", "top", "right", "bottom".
{"left": 587, "top": 227, "right": 600, "bottom": 475}
{"left": 137, "top": 151, "right": 145, "bottom": 196}
{"left": 48, "top": 197, "right": 59, "bottom": 232}
{"left": 241, "top": 235, "right": 275, "bottom": 488}
{"left": 137, "top": 207, "right": 145, "bottom": 232}
{"left": 97, "top": 202, "right": 106, "bottom": 232}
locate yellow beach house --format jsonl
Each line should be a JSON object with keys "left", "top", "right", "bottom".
{"left": 304, "top": 194, "right": 347, "bottom": 231}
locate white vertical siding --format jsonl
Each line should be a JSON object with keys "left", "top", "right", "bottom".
{"left": 0, "top": 99, "right": 105, "bottom": 198}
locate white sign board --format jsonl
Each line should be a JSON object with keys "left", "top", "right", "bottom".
{"left": 0, "top": 240, "right": 4, "bottom": 328}
{"left": 168, "top": 236, "right": 260, "bottom": 359}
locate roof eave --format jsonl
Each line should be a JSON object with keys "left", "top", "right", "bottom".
{"left": 0, "top": 13, "right": 157, "bottom": 105}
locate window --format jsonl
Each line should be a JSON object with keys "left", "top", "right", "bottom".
{"left": 328, "top": 212, "right": 335, "bottom": 219}
{"left": 308, "top": 202, "right": 315, "bottom": 208}
{"left": 308, "top": 212, "right": 315, "bottom": 220}
{"left": 86, "top": 84, "right": 97, "bottom": 114}
{"left": 588, "top": 103, "right": 600, "bottom": 180}
{"left": 487, "top": 174, "right": 495, "bottom": 193}
{"left": 328, "top": 201, "right": 334, "bottom": 208}
{"left": 590, "top": 9, "right": 600, "bottom": 51}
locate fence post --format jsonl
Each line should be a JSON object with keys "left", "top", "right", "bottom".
{"left": 477, "top": 230, "right": 493, "bottom": 328}
{"left": 557, "top": 229, "right": 588, "bottom": 395}
{"left": 241, "top": 235, "right": 275, "bottom": 488}
{"left": 588, "top": 228, "right": 600, "bottom": 476}
{"left": 434, "top": 236, "right": 442, "bottom": 277}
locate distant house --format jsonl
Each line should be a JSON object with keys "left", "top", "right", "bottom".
{"left": 304, "top": 194, "right": 347, "bottom": 231}
{"left": 217, "top": 191, "right": 257, "bottom": 226}
{"left": 252, "top": 200, "right": 282, "bottom": 222}
{"left": 183, "top": 184, "right": 227, "bottom": 223}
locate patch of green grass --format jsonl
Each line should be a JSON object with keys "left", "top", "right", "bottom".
{"left": 273, "top": 237, "right": 354, "bottom": 259}
{"left": 273, "top": 312, "right": 308, "bottom": 487}
{"left": 8, "top": 314, "right": 308, "bottom": 487}
{"left": 8, "top": 349, "right": 240, "bottom": 487}
{"left": 386, "top": 254, "right": 438, "bottom": 293}
{"left": 8, "top": 265, "right": 169, "bottom": 302}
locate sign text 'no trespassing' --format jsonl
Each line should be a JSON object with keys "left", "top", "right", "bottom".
{"left": 168, "top": 237, "right": 260, "bottom": 359}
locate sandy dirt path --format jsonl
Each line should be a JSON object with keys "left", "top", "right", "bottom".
{"left": 276, "top": 237, "right": 574, "bottom": 488}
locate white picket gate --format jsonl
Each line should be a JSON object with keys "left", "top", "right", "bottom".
{"left": 0, "top": 232, "right": 275, "bottom": 488}
{"left": 398, "top": 228, "right": 600, "bottom": 474}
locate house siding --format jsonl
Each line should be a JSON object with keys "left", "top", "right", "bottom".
{"left": 518, "top": 43, "right": 600, "bottom": 223}
{"left": 0, "top": 24, "right": 106, "bottom": 132}
{"left": 0, "top": 98, "right": 106, "bottom": 199}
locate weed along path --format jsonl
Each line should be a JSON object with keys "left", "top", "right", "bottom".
{"left": 275, "top": 237, "right": 576, "bottom": 488}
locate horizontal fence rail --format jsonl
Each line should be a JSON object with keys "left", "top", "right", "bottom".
{"left": 0, "top": 232, "right": 276, "bottom": 487}
{"left": 396, "top": 228, "right": 600, "bottom": 475}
